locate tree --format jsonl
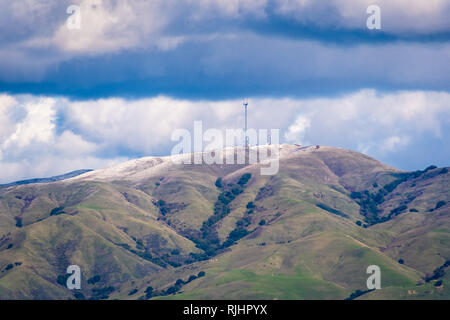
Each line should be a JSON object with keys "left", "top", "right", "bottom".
{"left": 145, "top": 286, "right": 154, "bottom": 298}
{"left": 259, "top": 219, "right": 266, "bottom": 226}
{"left": 50, "top": 207, "right": 65, "bottom": 216}
{"left": 166, "top": 285, "right": 180, "bottom": 295}
{"left": 435, "top": 201, "right": 446, "bottom": 210}
{"left": 237, "top": 173, "right": 251, "bottom": 186}
{"left": 198, "top": 271, "right": 206, "bottom": 278}
{"left": 74, "top": 292, "right": 85, "bottom": 300}
{"left": 14, "top": 217, "right": 22, "bottom": 228}
{"left": 187, "top": 275, "right": 197, "bottom": 282}
{"left": 215, "top": 177, "right": 223, "bottom": 188}
{"left": 231, "top": 186, "right": 243, "bottom": 195}
{"left": 87, "top": 275, "right": 101, "bottom": 285}
{"left": 128, "top": 288, "right": 138, "bottom": 296}
{"left": 175, "top": 279, "right": 184, "bottom": 286}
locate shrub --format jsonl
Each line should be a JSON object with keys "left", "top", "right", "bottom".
{"left": 6, "top": 244, "right": 13, "bottom": 249}
{"left": 398, "top": 259, "right": 404, "bottom": 264}
{"left": 166, "top": 285, "right": 181, "bottom": 295}
{"left": 259, "top": 219, "right": 266, "bottom": 226}
{"left": 316, "top": 203, "right": 349, "bottom": 218}
{"left": 50, "top": 207, "right": 65, "bottom": 216}
{"left": 409, "top": 208, "right": 419, "bottom": 212}
{"left": 91, "top": 286, "right": 115, "bottom": 300}
{"left": 345, "top": 289, "right": 374, "bottom": 300}
{"left": 439, "top": 168, "right": 448, "bottom": 174}
{"left": 5, "top": 264, "right": 14, "bottom": 271}
{"left": 246, "top": 202, "right": 256, "bottom": 209}
{"left": 356, "top": 221, "right": 362, "bottom": 226}
{"left": 350, "top": 191, "right": 362, "bottom": 199}
{"left": 198, "top": 271, "right": 206, "bottom": 278}
{"left": 425, "top": 267, "right": 445, "bottom": 282}
{"left": 215, "top": 178, "right": 223, "bottom": 188}
{"left": 227, "top": 228, "right": 250, "bottom": 242}
{"left": 74, "top": 292, "right": 85, "bottom": 300}
{"left": 157, "top": 199, "right": 166, "bottom": 207}
{"left": 383, "top": 179, "right": 405, "bottom": 193}
{"left": 435, "top": 201, "right": 446, "bottom": 210}
{"left": 218, "top": 193, "right": 233, "bottom": 205}
{"left": 57, "top": 274, "right": 69, "bottom": 286}
{"left": 425, "top": 165, "right": 437, "bottom": 171}
{"left": 237, "top": 173, "right": 251, "bottom": 186}
{"left": 187, "top": 275, "right": 197, "bottom": 282}
{"left": 175, "top": 279, "right": 184, "bottom": 286}
{"left": 87, "top": 275, "right": 101, "bottom": 285}
{"left": 231, "top": 186, "right": 243, "bottom": 195}
{"left": 434, "top": 280, "right": 443, "bottom": 287}
{"left": 145, "top": 286, "right": 154, "bottom": 298}
{"left": 390, "top": 205, "right": 407, "bottom": 216}
{"left": 15, "top": 217, "right": 22, "bottom": 228}
{"left": 128, "top": 289, "right": 138, "bottom": 296}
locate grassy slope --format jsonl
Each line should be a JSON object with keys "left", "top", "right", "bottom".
{"left": 0, "top": 145, "right": 448, "bottom": 299}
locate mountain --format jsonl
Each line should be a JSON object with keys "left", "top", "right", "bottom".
{"left": 0, "top": 145, "right": 448, "bottom": 300}
{"left": 0, "top": 170, "right": 93, "bottom": 188}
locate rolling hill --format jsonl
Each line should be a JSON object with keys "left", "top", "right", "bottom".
{"left": 0, "top": 144, "right": 448, "bottom": 300}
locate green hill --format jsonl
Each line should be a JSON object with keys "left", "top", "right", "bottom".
{"left": 0, "top": 145, "right": 448, "bottom": 300}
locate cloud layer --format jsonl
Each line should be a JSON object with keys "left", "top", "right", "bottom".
{"left": 0, "top": 90, "right": 449, "bottom": 183}
{"left": 0, "top": 1, "right": 448, "bottom": 182}
{"left": 0, "top": 0, "right": 449, "bottom": 98}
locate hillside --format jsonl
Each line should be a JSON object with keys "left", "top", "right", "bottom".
{"left": 0, "top": 145, "right": 448, "bottom": 300}
{"left": 0, "top": 170, "right": 93, "bottom": 188}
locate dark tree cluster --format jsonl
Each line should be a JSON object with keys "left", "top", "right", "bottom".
{"left": 185, "top": 174, "right": 252, "bottom": 258}
{"left": 349, "top": 167, "right": 436, "bottom": 226}
{"left": 50, "top": 207, "right": 66, "bottom": 216}
{"left": 144, "top": 271, "right": 206, "bottom": 299}
{"left": 345, "top": 289, "right": 374, "bottom": 300}
{"left": 315, "top": 203, "right": 349, "bottom": 218}
{"left": 425, "top": 260, "right": 450, "bottom": 282}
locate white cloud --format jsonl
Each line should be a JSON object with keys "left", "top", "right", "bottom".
{"left": 1, "top": 97, "right": 56, "bottom": 150}
{"left": 0, "top": 89, "right": 449, "bottom": 183}
{"left": 273, "top": 0, "right": 450, "bottom": 33}
{"left": 282, "top": 89, "right": 450, "bottom": 156}
{"left": 19, "top": 0, "right": 268, "bottom": 55}
{"left": 4, "top": 0, "right": 449, "bottom": 57}
{"left": 284, "top": 115, "right": 310, "bottom": 144}
{"left": 380, "top": 135, "right": 410, "bottom": 153}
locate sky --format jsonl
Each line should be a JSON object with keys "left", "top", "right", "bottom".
{"left": 0, "top": 0, "right": 449, "bottom": 183}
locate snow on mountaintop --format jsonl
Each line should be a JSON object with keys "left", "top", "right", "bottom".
{"left": 70, "top": 144, "right": 321, "bottom": 182}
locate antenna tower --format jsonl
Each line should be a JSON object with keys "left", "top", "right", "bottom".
{"left": 243, "top": 99, "right": 248, "bottom": 147}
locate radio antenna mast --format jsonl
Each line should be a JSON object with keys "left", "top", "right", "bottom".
{"left": 243, "top": 99, "right": 248, "bottom": 147}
